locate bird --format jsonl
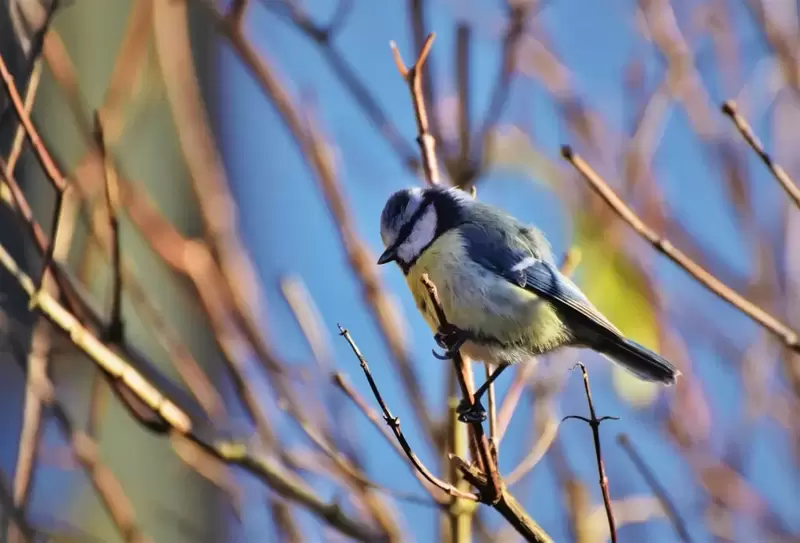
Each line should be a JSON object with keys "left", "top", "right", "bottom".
{"left": 377, "top": 185, "right": 679, "bottom": 422}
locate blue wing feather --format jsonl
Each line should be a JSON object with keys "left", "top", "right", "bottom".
{"left": 460, "top": 221, "right": 621, "bottom": 338}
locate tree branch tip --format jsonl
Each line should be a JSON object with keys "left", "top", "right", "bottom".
{"left": 562, "top": 415, "right": 590, "bottom": 424}
{"left": 721, "top": 100, "right": 737, "bottom": 116}
{"left": 417, "top": 33, "right": 436, "bottom": 66}
{"left": 569, "top": 362, "right": 587, "bottom": 373}
{"left": 389, "top": 41, "right": 409, "bottom": 78}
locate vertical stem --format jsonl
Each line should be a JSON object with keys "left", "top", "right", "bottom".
{"left": 448, "top": 398, "right": 474, "bottom": 543}
{"left": 485, "top": 363, "right": 497, "bottom": 454}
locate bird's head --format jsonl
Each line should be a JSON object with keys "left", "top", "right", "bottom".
{"left": 378, "top": 186, "right": 468, "bottom": 269}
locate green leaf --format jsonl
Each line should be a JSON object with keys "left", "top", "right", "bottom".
{"left": 573, "top": 213, "right": 661, "bottom": 408}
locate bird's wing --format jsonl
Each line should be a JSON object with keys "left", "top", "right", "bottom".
{"left": 460, "top": 222, "right": 622, "bottom": 338}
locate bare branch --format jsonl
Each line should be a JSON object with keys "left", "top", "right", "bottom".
{"left": 390, "top": 33, "right": 441, "bottom": 185}
{"left": 332, "top": 372, "right": 449, "bottom": 504}
{"left": 455, "top": 23, "right": 472, "bottom": 177}
{"left": 338, "top": 325, "right": 480, "bottom": 502}
{"left": 721, "top": 100, "right": 800, "bottom": 209}
{"left": 0, "top": 51, "right": 66, "bottom": 192}
{"left": 561, "top": 146, "right": 800, "bottom": 354}
{"left": 562, "top": 363, "right": 618, "bottom": 543}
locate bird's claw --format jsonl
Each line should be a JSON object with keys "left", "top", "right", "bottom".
{"left": 456, "top": 399, "right": 487, "bottom": 423}
{"left": 432, "top": 325, "right": 467, "bottom": 360}
{"left": 433, "top": 324, "right": 460, "bottom": 349}
{"left": 431, "top": 345, "right": 463, "bottom": 360}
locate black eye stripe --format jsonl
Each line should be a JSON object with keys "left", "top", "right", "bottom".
{"left": 391, "top": 196, "right": 435, "bottom": 250}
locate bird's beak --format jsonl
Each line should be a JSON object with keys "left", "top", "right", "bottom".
{"left": 377, "top": 246, "right": 397, "bottom": 265}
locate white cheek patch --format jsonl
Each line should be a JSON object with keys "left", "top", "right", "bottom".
{"left": 397, "top": 206, "right": 437, "bottom": 263}
{"left": 511, "top": 256, "right": 539, "bottom": 273}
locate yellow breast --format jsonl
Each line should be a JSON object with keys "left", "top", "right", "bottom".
{"left": 404, "top": 230, "right": 568, "bottom": 358}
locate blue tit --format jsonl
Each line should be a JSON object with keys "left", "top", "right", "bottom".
{"left": 377, "top": 186, "right": 679, "bottom": 420}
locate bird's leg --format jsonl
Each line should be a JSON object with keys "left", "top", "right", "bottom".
{"left": 457, "top": 365, "right": 508, "bottom": 423}
{"left": 432, "top": 324, "right": 468, "bottom": 360}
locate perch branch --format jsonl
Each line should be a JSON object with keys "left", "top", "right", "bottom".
{"left": 420, "top": 274, "right": 500, "bottom": 501}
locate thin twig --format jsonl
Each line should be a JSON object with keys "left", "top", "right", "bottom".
{"left": 5, "top": 60, "right": 42, "bottom": 172}
{"left": 9, "top": 321, "right": 49, "bottom": 543}
{"left": 721, "top": 100, "right": 800, "bottom": 209}
{"left": 617, "top": 434, "right": 694, "bottom": 542}
{"left": 92, "top": 113, "right": 123, "bottom": 342}
{"left": 561, "top": 145, "right": 800, "bottom": 354}
{"left": 390, "top": 33, "right": 441, "bottom": 185}
{"left": 562, "top": 363, "right": 619, "bottom": 543}
{"left": 0, "top": 53, "right": 66, "bottom": 192}
{"left": 455, "top": 23, "right": 472, "bottom": 180}
{"left": 338, "top": 325, "right": 479, "bottom": 502}
{"left": 269, "top": 499, "right": 302, "bottom": 543}
{"left": 407, "top": 0, "right": 443, "bottom": 152}
{"left": 332, "top": 372, "right": 448, "bottom": 503}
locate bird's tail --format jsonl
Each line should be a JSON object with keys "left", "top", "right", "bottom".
{"left": 597, "top": 337, "right": 680, "bottom": 385}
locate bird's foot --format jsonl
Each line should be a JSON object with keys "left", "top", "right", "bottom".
{"left": 456, "top": 399, "right": 487, "bottom": 423}
{"left": 432, "top": 324, "right": 468, "bottom": 360}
